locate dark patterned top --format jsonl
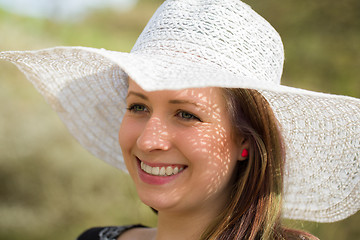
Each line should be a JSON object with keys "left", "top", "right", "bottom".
{"left": 77, "top": 224, "right": 147, "bottom": 240}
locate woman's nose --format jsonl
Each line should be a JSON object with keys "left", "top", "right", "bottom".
{"left": 136, "top": 116, "right": 172, "bottom": 152}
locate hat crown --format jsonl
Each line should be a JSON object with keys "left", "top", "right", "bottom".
{"left": 131, "top": 0, "right": 284, "bottom": 85}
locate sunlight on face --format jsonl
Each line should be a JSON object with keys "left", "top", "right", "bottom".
{"left": 119, "top": 79, "right": 245, "bottom": 215}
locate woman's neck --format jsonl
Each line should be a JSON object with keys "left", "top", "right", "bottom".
{"left": 154, "top": 204, "right": 222, "bottom": 240}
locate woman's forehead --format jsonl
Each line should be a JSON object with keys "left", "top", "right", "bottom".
{"left": 128, "top": 79, "right": 223, "bottom": 103}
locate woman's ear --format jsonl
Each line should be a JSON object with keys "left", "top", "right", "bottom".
{"left": 237, "top": 137, "right": 250, "bottom": 161}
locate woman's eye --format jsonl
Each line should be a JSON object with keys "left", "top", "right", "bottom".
{"left": 127, "top": 104, "right": 148, "bottom": 113}
{"left": 176, "top": 111, "right": 202, "bottom": 122}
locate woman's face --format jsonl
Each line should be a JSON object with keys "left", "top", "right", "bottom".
{"left": 119, "top": 80, "right": 247, "bottom": 214}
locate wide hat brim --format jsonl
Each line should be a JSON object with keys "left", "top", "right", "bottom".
{"left": 1, "top": 46, "right": 359, "bottom": 223}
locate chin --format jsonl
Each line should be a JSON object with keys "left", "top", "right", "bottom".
{"left": 137, "top": 188, "right": 183, "bottom": 212}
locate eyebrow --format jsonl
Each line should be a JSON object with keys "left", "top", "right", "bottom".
{"left": 126, "top": 91, "right": 204, "bottom": 109}
{"left": 126, "top": 91, "right": 148, "bottom": 100}
{"left": 168, "top": 99, "right": 203, "bottom": 109}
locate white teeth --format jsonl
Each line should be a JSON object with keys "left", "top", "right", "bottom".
{"left": 160, "top": 167, "right": 166, "bottom": 176}
{"left": 145, "top": 165, "right": 152, "bottom": 174}
{"left": 165, "top": 166, "right": 173, "bottom": 176}
{"left": 151, "top": 167, "right": 160, "bottom": 175}
{"left": 140, "top": 161, "right": 185, "bottom": 176}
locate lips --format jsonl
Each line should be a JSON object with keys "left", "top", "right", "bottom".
{"left": 136, "top": 157, "right": 187, "bottom": 185}
{"left": 140, "top": 161, "right": 185, "bottom": 176}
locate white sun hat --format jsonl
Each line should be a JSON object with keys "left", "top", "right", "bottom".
{"left": 1, "top": 0, "right": 359, "bottom": 223}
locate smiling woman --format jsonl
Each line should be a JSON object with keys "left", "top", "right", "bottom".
{"left": 120, "top": 80, "right": 245, "bottom": 220}
{"left": 0, "top": 0, "right": 359, "bottom": 239}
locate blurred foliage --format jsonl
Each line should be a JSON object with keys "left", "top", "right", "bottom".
{"left": 0, "top": 0, "right": 359, "bottom": 240}
{"left": 244, "top": 0, "right": 360, "bottom": 98}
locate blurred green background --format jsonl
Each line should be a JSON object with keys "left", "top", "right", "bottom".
{"left": 0, "top": 0, "right": 359, "bottom": 239}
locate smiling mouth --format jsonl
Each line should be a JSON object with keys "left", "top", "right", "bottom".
{"left": 139, "top": 160, "right": 186, "bottom": 176}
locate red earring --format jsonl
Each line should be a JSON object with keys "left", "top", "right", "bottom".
{"left": 241, "top": 149, "right": 249, "bottom": 158}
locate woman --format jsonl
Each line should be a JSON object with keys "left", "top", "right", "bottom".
{"left": 115, "top": 80, "right": 286, "bottom": 239}
{"left": 1, "top": 0, "right": 359, "bottom": 239}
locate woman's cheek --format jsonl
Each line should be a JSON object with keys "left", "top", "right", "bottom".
{"left": 118, "top": 117, "right": 130, "bottom": 151}
{"left": 119, "top": 117, "right": 141, "bottom": 154}
{"left": 178, "top": 124, "right": 234, "bottom": 171}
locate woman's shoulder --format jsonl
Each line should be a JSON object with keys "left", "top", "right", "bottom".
{"left": 76, "top": 224, "right": 148, "bottom": 240}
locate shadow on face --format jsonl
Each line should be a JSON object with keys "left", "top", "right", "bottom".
{"left": 118, "top": 79, "right": 247, "bottom": 214}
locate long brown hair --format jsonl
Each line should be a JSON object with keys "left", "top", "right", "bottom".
{"left": 200, "top": 88, "right": 318, "bottom": 240}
